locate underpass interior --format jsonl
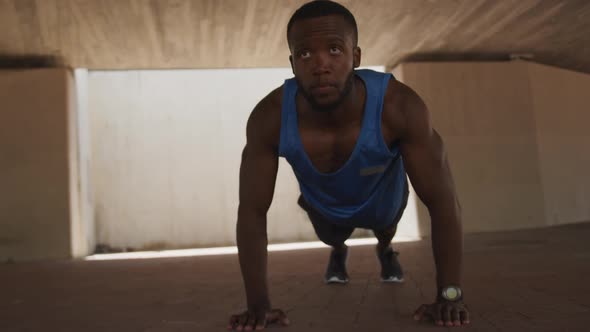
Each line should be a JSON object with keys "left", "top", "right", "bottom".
{"left": 1, "top": 1, "right": 589, "bottom": 331}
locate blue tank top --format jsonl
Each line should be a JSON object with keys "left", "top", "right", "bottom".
{"left": 278, "top": 69, "right": 408, "bottom": 229}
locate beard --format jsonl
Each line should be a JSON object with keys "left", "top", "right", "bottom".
{"left": 295, "top": 69, "right": 355, "bottom": 112}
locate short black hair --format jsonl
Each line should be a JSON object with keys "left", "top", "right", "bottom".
{"left": 287, "top": 0, "right": 358, "bottom": 46}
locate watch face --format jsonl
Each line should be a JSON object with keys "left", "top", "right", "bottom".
{"left": 443, "top": 287, "right": 461, "bottom": 301}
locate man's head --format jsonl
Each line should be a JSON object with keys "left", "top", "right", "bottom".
{"left": 287, "top": 1, "right": 361, "bottom": 112}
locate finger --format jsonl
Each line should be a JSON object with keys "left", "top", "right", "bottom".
{"left": 255, "top": 319, "right": 266, "bottom": 331}
{"left": 228, "top": 314, "right": 240, "bottom": 330}
{"left": 236, "top": 313, "right": 248, "bottom": 331}
{"left": 244, "top": 314, "right": 257, "bottom": 331}
{"left": 442, "top": 305, "right": 453, "bottom": 327}
{"left": 451, "top": 307, "right": 461, "bottom": 326}
{"left": 413, "top": 304, "right": 428, "bottom": 321}
{"left": 460, "top": 309, "right": 471, "bottom": 325}
{"left": 433, "top": 304, "right": 444, "bottom": 326}
{"left": 255, "top": 311, "right": 267, "bottom": 331}
{"left": 269, "top": 309, "right": 290, "bottom": 326}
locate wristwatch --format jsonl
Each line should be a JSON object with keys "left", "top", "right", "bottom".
{"left": 440, "top": 285, "right": 463, "bottom": 302}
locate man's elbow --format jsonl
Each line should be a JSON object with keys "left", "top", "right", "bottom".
{"left": 425, "top": 194, "right": 462, "bottom": 223}
{"left": 237, "top": 204, "right": 268, "bottom": 231}
{"left": 238, "top": 202, "right": 269, "bottom": 217}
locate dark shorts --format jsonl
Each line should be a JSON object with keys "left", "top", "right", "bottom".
{"left": 297, "top": 184, "right": 409, "bottom": 246}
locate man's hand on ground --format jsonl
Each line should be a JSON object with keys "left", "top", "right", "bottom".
{"left": 228, "top": 308, "right": 290, "bottom": 331}
{"left": 413, "top": 301, "right": 470, "bottom": 327}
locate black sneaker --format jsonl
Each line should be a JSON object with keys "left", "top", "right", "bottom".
{"left": 324, "top": 245, "right": 349, "bottom": 284}
{"left": 377, "top": 247, "right": 404, "bottom": 283}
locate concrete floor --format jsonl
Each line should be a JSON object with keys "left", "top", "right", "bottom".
{"left": 1, "top": 223, "right": 590, "bottom": 332}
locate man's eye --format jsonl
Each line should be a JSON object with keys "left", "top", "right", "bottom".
{"left": 300, "top": 51, "right": 311, "bottom": 59}
{"left": 330, "top": 47, "right": 342, "bottom": 54}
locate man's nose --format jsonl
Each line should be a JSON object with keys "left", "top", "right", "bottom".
{"left": 312, "top": 52, "right": 331, "bottom": 75}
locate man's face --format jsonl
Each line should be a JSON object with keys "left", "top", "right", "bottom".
{"left": 289, "top": 15, "right": 361, "bottom": 112}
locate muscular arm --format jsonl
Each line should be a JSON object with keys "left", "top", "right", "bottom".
{"left": 386, "top": 79, "right": 463, "bottom": 293}
{"left": 237, "top": 89, "right": 281, "bottom": 311}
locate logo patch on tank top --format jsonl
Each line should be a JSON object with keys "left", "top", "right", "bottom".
{"left": 360, "top": 165, "right": 387, "bottom": 176}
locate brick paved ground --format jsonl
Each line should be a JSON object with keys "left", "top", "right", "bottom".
{"left": 1, "top": 223, "right": 589, "bottom": 331}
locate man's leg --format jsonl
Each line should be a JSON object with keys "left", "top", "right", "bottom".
{"left": 298, "top": 195, "right": 354, "bottom": 283}
{"left": 373, "top": 223, "right": 404, "bottom": 282}
{"left": 374, "top": 223, "right": 398, "bottom": 254}
{"left": 372, "top": 181, "right": 410, "bottom": 283}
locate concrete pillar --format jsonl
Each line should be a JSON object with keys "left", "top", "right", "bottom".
{"left": 394, "top": 61, "right": 547, "bottom": 233}
{"left": 0, "top": 68, "right": 91, "bottom": 261}
{"left": 394, "top": 61, "right": 590, "bottom": 233}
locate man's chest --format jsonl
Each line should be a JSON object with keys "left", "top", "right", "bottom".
{"left": 298, "top": 120, "right": 396, "bottom": 173}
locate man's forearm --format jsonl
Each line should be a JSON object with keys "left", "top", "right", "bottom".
{"left": 429, "top": 201, "right": 463, "bottom": 293}
{"left": 237, "top": 210, "right": 271, "bottom": 310}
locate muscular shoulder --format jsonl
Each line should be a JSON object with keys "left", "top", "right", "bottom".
{"left": 246, "top": 86, "right": 283, "bottom": 148}
{"left": 382, "top": 76, "right": 431, "bottom": 143}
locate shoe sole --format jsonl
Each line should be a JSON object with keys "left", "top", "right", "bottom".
{"left": 381, "top": 276, "right": 404, "bottom": 283}
{"left": 324, "top": 276, "right": 349, "bottom": 284}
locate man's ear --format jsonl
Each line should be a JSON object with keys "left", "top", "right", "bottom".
{"left": 289, "top": 55, "right": 295, "bottom": 74}
{"left": 353, "top": 46, "right": 362, "bottom": 68}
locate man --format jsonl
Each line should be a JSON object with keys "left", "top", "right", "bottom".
{"left": 229, "top": 1, "right": 470, "bottom": 330}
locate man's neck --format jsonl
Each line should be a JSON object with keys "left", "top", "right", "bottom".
{"left": 299, "top": 76, "right": 365, "bottom": 129}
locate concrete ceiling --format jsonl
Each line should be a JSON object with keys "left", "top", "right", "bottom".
{"left": 1, "top": 0, "right": 590, "bottom": 73}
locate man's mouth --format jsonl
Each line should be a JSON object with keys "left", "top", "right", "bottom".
{"left": 311, "top": 83, "right": 336, "bottom": 94}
